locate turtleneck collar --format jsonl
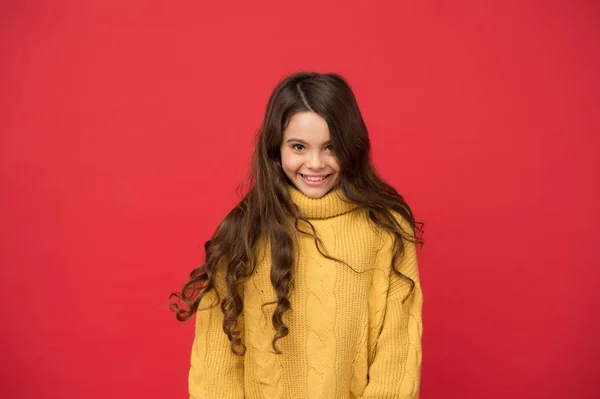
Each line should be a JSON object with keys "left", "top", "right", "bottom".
{"left": 288, "top": 184, "right": 358, "bottom": 220}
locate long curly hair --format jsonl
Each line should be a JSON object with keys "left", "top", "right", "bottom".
{"left": 170, "top": 72, "right": 423, "bottom": 356}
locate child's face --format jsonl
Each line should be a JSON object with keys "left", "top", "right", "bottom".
{"left": 280, "top": 112, "right": 341, "bottom": 199}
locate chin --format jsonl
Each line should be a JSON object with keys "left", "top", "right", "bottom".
{"left": 293, "top": 176, "right": 338, "bottom": 199}
{"left": 301, "top": 188, "right": 330, "bottom": 199}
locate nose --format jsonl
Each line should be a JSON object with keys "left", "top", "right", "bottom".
{"left": 306, "top": 151, "right": 325, "bottom": 170}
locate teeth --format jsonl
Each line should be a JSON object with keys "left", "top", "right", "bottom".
{"left": 302, "top": 174, "right": 327, "bottom": 182}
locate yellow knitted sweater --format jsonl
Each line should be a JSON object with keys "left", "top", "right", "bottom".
{"left": 189, "top": 186, "right": 423, "bottom": 398}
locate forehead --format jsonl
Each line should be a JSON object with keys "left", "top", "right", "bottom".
{"left": 283, "top": 112, "right": 331, "bottom": 142}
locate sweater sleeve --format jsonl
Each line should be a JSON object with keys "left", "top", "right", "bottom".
{"left": 362, "top": 232, "right": 423, "bottom": 398}
{"left": 188, "top": 281, "right": 245, "bottom": 398}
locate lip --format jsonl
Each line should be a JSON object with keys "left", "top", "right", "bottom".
{"left": 299, "top": 173, "right": 331, "bottom": 187}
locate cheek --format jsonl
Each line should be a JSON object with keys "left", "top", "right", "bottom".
{"left": 280, "top": 150, "right": 300, "bottom": 172}
{"left": 330, "top": 157, "right": 341, "bottom": 172}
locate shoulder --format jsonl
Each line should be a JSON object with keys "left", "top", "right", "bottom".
{"left": 374, "top": 209, "right": 420, "bottom": 273}
{"left": 367, "top": 208, "right": 416, "bottom": 243}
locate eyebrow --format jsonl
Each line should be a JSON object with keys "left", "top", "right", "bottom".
{"left": 286, "top": 138, "right": 332, "bottom": 145}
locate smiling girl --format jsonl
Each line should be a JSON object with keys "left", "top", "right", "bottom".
{"left": 171, "top": 72, "right": 424, "bottom": 398}
{"left": 281, "top": 111, "right": 340, "bottom": 198}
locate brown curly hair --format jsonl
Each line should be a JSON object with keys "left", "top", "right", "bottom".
{"left": 169, "top": 72, "right": 423, "bottom": 356}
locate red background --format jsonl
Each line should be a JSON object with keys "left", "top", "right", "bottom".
{"left": 1, "top": 1, "right": 599, "bottom": 398}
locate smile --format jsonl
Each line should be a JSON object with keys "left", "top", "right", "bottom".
{"left": 301, "top": 174, "right": 330, "bottom": 182}
{"left": 299, "top": 174, "right": 332, "bottom": 187}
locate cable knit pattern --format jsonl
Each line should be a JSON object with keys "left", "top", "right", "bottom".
{"left": 188, "top": 185, "right": 423, "bottom": 398}
{"left": 306, "top": 254, "right": 336, "bottom": 399}
{"left": 188, "top": 294, "right": 210, "bottom": 396}
{"left": 368, "top": 249, "right": 390, "bottom": 365}
{"left": 245, "top": 277, "right": 284, "bottom": 398}
{"left": 189, "top": 288, "right": 245, "bottom": 399}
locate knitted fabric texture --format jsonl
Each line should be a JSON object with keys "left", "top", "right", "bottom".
{"left": 189, "top": 185, "right": 423, "bottom": 398}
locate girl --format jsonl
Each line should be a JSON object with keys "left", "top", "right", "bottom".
{"left": 171, "top": 72, "right": 424, "bottom": 398}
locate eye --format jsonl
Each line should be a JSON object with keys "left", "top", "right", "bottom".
{"left": 292, "top": 144, "right": 305, "bottom": 151}
{"left": 325, "top": 145, "right": 334, "bottom": 152}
